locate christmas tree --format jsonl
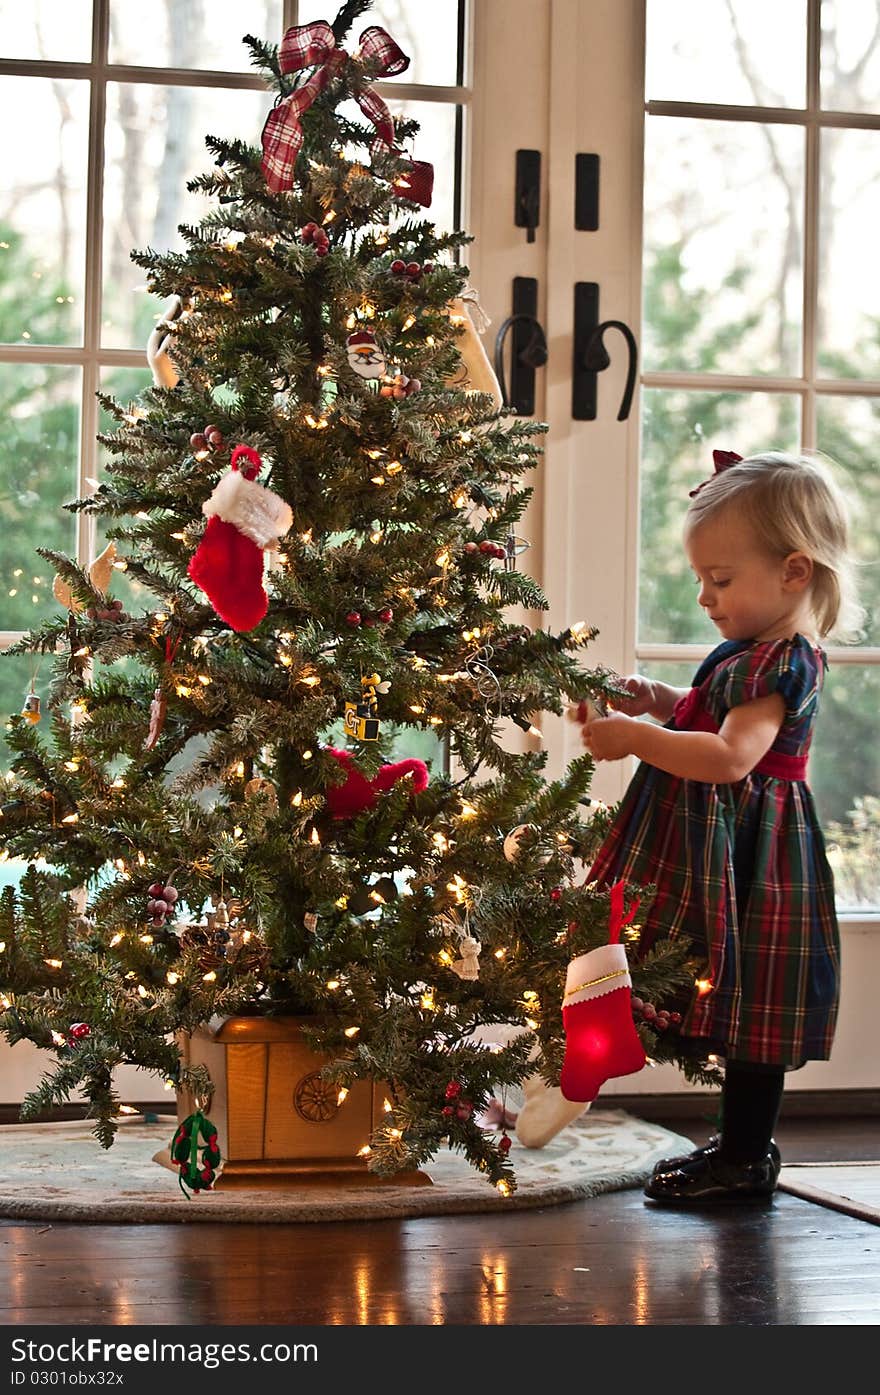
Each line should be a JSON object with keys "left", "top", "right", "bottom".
{"left": 0, "top": 1, "right": 701, "bottom": 1191}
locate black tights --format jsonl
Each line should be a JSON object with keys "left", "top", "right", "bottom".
{"left": 719, "top": 1061, "right": 786, "bottom": 1164}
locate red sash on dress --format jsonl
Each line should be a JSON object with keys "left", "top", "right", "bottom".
{"left": 671, "top": 688, "right": 808, "bottom": 781}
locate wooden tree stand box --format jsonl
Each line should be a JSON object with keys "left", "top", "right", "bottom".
{"left": 177, "top": 1016, "right": 430, "bottom": 1188}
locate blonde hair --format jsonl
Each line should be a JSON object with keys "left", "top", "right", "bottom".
{"left": 684, "top": 451, "right": 864, "bottom": 642}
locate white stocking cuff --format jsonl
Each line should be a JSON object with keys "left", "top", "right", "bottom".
{"left": 203, "top": 471, "right": 293, "bottom": 548}
{"left": 563, "top": 943, "right": 631, "bottom": 1009}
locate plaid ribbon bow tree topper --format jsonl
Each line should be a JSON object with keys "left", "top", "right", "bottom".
{"left": 261, "top": 21, "right": 409, "bottom": 194}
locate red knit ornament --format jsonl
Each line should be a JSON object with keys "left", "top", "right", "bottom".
{"left": 323, "top": 747, "right": 429, "bottom": 818}
{"left": 396, "top": 158, "right": 434, "bottom": 207}
{"left": 559, "top": 880, "right": 646, "bottom": 1103}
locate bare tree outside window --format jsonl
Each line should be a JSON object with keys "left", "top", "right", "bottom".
{"left": 0, "top": 0, "right": 467, "bottom": 840}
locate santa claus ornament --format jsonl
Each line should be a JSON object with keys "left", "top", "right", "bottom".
{"left": 559, "top": 879, "right": 646, "bottom": 1102}
{"left": 346, "top": 328, "right": 386, "bottom": 380}
{"left": 187, "top": 444, "right": 293, "bottom": 632}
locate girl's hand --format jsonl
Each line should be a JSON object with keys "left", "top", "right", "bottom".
{"left": 581, "top": 711, "right": 640, "bottom": 761}
{"left": 608, "top": 675, "right": 656, "bottom": 718}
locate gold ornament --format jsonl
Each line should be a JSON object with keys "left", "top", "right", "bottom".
{"left": 244, "top": 777, "right": 278, "bottom": 809}
{"left": 53, "top": 542, "right": 117, "bottom": 613}
{"left": 20, "top": 691, "right": 41, "bottom": 724}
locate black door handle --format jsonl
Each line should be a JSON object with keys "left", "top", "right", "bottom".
{"left": 572, "top": 282, "right": 638, "bottom": 420}
{"left": 494, "top": 278, "right": 548, "bottom": 415}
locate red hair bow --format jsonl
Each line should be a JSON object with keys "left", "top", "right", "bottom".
{"left": 688, "top": 449, "right": 743, "bottom": 498}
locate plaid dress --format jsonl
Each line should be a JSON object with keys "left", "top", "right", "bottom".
{"left": 588, "top": 634, "right": 839, "bottom": 1067}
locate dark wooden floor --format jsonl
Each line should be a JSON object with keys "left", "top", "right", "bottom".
{"left": 2, "top": 1115, "right": 878, "bottom": 1326}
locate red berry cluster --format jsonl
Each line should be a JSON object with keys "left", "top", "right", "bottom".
{"left": 631, "top": 997, "right": 681, "bottom": 1032}
{"left": 87, "top": 598, "right": 124, "bottom": 622}
{"left": 463, "top": 540, "right": 506, "bottom": 561}
{"left": 379, "top": 373, "right": 421, "bottom": 399}
{"left": 300, "top": 221, "right": 330, "bottom": 256}
{"left": 390, "top": 259, "right": 433, "bottom": 281}
{"left": 190, "top": 423, "right": 225, "bottom": 456}
{"left": 345, "top": 606, "right": 394, "bottom": 628}
{"left": 147, "top": 880, "right": 179, "bottom": 927}
{"left": 442, "top": 1079, "right": 473, "bottom": 1121}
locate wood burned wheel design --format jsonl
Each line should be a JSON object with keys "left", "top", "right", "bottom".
{"left": 294, "top": 1070, "right": 340, "bottom": 1123}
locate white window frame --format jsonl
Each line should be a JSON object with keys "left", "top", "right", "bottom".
{"left": 640, "top": 0, "right": 880, "bottom": 681}
{"left": 0, "top": 0, "right": 471, "bottom": 650}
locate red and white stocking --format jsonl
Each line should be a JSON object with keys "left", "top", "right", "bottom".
{"left": 559, "top": 880, "right": 646, "bottom": 1102}
{"left": 188, "top": 444, "right": 292, "bottom": 632}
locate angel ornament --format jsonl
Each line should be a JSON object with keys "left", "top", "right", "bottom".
{"left": 451, "top": 933, "right": 481, "bottom": 981}
{"left": 206, "top": 898, "right": 230, "bottom": 933}
{"left": 144, "top": 687, "right": 168, "bottom": 751}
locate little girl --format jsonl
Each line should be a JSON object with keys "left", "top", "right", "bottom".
{"left": 580, "top": 450, "right": 861, "bottom": 1206}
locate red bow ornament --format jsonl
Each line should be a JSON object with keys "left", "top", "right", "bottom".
{"left": 688, "top": 449, "right": 743, "bottom": 498}
{"left": 261, "top": 21, "right": 409, "bottom": 194}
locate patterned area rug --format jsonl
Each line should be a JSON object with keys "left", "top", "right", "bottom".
{"left": 778, "top": 1162, "right": 880, "bottom": 1225}
{"left": 0, "top": 1110, "right": 694, "bottom": 1224}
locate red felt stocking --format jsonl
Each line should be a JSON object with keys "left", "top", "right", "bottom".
{"left": 559, "top": 880, "right": 646, "bottom": 1103}
{"left": 188, "top": 444, "right": 292, "bottom": 632}
{"left": 324, "top": 747, "right": 429, "bottom": 818}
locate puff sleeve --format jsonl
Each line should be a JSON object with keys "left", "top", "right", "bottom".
{"left": 717, "top": 637, "right": 824, "bottom": 728}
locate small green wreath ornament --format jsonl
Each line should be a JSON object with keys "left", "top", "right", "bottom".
{"left": 170, "top": 1109, "right": 222, "bottom": 1197}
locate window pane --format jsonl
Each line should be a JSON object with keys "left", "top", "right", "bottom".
{"left": 820, "top": 0, "right": 880, "bottom": 113}
{"left": 0, "top": 654, "right": 51, "bottom": 775}
{"left": 0, "top": 78, "right": 88, "bottom": 346}
{"left": 639, "top": 389, "right": 801, "bottom": 644}
{"left": 816, "top": 395, "right": 880, "bottom": 645}
{"left": 109, "top": 0, "right": 284, "bottom": 72}
{"left": 639, "top": 659, "right": 695, "bottom": 692}
{"left": 298, "top": 0, "right": 462, "bottom": 86}
{"left": 96, "top": 367, "right": 155, "bottom": 618}
{"left": 333, "top": 94, "right": 459, "bottom": 233}
{"left": 817, "top": 129, "right": 880, "bottom": 379}
{"left": 102, "top": 83, "right": 269, "bottom": 348}
{"left": 643, "top": 118, "right": 803, "bottom": 375}
{"left": 812, "top": 664, "right": 880, "bottom": 911}
{"left": 387, "top": 98, "right": 458, "bottom": 233}
{"left": 0, "top": 0, "right": 92, "bottom": 62}
{"left": 0, "top": 363, "right": 80, "bottom": 631}
{"left": 645, "top": 0, "right": 806, "bottom": 108}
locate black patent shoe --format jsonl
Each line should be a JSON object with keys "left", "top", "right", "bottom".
{"left": 653, "top": 1134, "right": 781, "bottom": 1178}
{"left": 643, "top": 1151, "right": 778, "bottom": 1206}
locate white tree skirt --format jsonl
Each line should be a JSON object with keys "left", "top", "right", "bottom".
{"left": 0, "top": 1110, "right": 695, "bottom": 1224}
